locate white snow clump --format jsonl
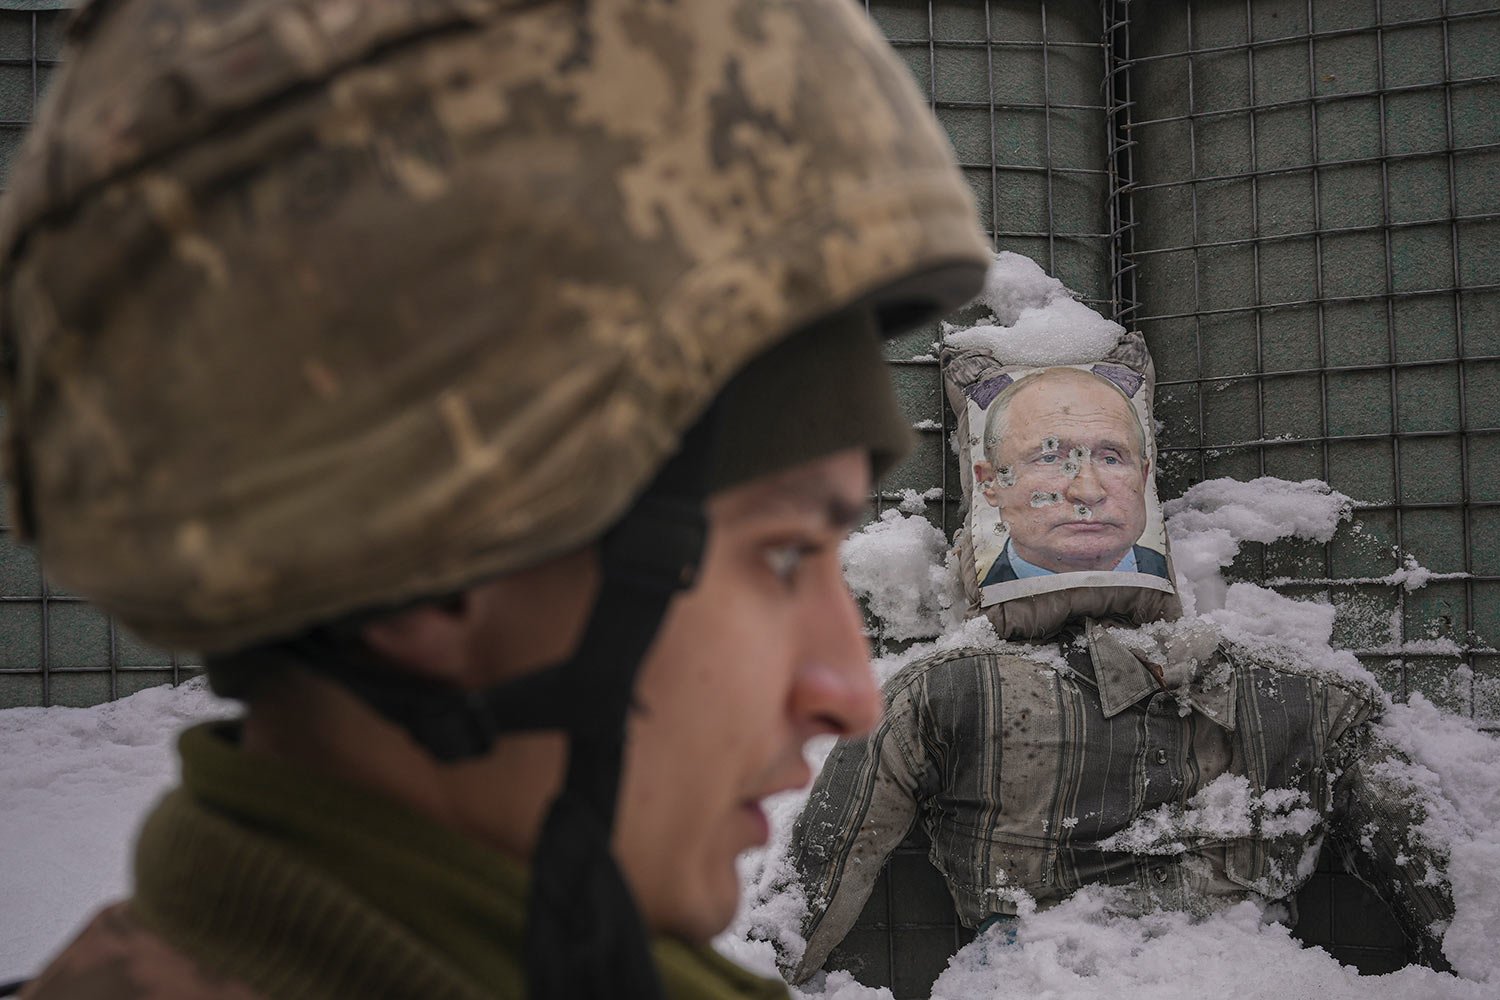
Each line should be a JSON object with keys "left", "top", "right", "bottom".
{"left": 1370, "top": 694, "right": 1500, "bottom": 983}
{"left": 943, "top": 251, "right": 1124, "bottom": 366}
{"left": 840, "top": 510, "right": 963, "bottom": 641}
{"left": 929, "top": 888, "right": 1492, "bottom": 1000}
{"left": 1096, "top": 773, "right": 1318, "bottom": 855}
{"left": 1163, "top": 476, "right": 1351, "bottom": 616}
{"left": 0, "top": 679, "right": 236, "bottom": 978}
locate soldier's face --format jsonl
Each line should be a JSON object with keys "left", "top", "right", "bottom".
{"left": 612, "top": 449, "right": 880, "bottom": 942}
{"left": 977, "top": 376, "right": 1149, "bottom": 573}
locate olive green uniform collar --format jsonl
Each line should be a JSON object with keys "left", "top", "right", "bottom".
{"left": 130, "top": 722, "right": 787, "bottom": 1000}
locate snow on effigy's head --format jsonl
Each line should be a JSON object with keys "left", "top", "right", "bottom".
{"left": 942, "top": 252, "right": 1124, "bottom": 366}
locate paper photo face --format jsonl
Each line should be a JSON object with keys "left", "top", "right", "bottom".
{"left": 966, "top": 364, "right": 1173, "bottom": 607}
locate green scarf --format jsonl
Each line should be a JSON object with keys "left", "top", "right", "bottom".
{"left": 130, "top": 722, "right": 789, "bottom": 1000}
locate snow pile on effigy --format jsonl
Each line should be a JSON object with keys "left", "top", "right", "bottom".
{"left": 1163, "top": 475, "right": 1374, "bottom": 688}
{"left": 1094, "top": 773, "right": 1322, "bottom": 855}
{"left": 1164, "top": 476, "right": 1352, "bottom": 617}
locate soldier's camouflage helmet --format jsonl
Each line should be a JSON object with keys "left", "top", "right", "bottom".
{"left": 0, "top": 0, "right": 990, "bottom": 652}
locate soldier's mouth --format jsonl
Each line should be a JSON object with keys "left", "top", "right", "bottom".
{"left": 740, "top": 802, "right": 771, "bottom": 847}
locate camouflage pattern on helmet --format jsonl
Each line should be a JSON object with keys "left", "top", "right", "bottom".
{"left": 0, "top": 0, "right": 990, "bottom": 652}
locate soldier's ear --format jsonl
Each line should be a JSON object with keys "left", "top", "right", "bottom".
{"left": 361, "top": 600, "right": 474, "bottom": 682}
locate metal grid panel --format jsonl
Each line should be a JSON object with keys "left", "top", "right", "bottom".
{"left": 1125, "top": 0, "right": 1500, "bottom": 725}
{"left": 0, "top": 5, "right": 199, "bottom": 708}
{"left": 874, "top": 0, "right": 1115, "bottom": 554}
{"left": 823, "top": 828, "right": 977, "bottom": 997}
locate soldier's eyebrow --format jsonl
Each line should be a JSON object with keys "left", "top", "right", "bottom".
{"left": 728, "top": 473, "right": 871, "bottom": 534}
{"left": 757, "top": 488, "right": 868, "bottom": 532}
{"left": 826, "top": 496, "right": 870, "bottom": 533}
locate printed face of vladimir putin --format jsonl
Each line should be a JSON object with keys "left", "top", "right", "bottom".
{"left": 974, "top": 368, "right": 1150, "bottom": 574}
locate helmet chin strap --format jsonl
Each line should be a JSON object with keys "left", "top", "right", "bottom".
{"left": 271, "top": 407, "right": 717, "bottom": 1000}
{"left": 520, "top": 414, "right": 714, "bottom": 1000}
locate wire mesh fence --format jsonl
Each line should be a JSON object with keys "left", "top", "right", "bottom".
{"left": 1125, "top": 0, "right": 1499, "bottom": 724}
{"left": 5, "top": 3, "right": 1486, "bottom": 721}
{"left": 0, "top": 0, "right": 1492, "bottom": 995}
{"left": 0, "top": 4, "right": 199, "bottom": 708}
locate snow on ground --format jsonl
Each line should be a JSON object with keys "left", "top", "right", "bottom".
{"left": 1370, "top": 694, "right": 1500, "bottom": 984}
{"left": 0, "top": 680, "right": 236, "bottom": 979}
{"left": 927, "top": 889, "right": 1493, "bottom": 1000}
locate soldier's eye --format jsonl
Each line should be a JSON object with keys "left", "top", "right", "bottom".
{"left": 763, "top": 544, "right": 810, "bottom": 587}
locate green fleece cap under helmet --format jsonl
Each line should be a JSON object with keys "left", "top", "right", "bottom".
{"left": 710, "top": 308, "right": 912, "bottom": 492}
